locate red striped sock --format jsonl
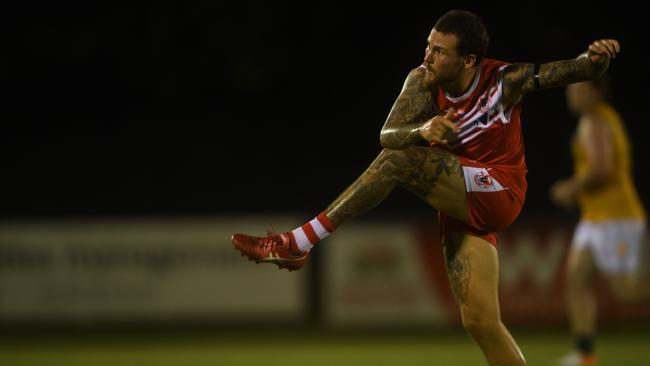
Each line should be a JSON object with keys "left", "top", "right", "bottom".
{"left": 290, "top": 213, "right": 335, "bottom": 253}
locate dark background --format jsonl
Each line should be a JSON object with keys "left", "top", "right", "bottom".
{"left": 3, "top": 1, "right": 647, "bottom": 219}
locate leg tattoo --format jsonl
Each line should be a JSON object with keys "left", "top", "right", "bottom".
{"left": 325, "top": 146, "right": 462, "bottom": 226}
{"left": 447, "top": 254, "right": 471, "bottom": 305}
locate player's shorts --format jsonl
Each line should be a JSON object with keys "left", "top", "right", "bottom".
{"left": 439, "top": 157, "right": 527, "bottom": 247}
{"left": 572, "top": 219, "right": 647, "bottom": 274}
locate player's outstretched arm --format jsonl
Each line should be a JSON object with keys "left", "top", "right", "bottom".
{"left": 500, "top": 39, "right": 619, "bottom": 109}
{"left": 379, "top": 66, "right": 437, "bottom": 149}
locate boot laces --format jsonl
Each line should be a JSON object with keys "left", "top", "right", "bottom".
{"left": 260, "top": 227, "right": 285, "bottom": 250}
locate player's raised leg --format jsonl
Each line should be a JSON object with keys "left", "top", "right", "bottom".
{"left": 326, "top": 145, "right": 467, "bottom": 225}
{"left": 231, "top": 145, "right": 467, "bottom": 270}
{"left": 444, "top": 232, "right": 526, "bottom": 366}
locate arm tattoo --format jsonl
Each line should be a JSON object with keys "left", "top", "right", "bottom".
{"left": 501, "top": 52, "right": 610, "bottom": 109}
{"left": 501, "top": 63, "right": 534, "bottom": 109}
{"left": 379, "top": 67, "right": 436, "bottom": 149}
{"left": 538, "top": 52, "right": 609, "bottom": 88}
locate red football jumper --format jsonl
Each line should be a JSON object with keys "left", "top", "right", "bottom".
{"left": 432, "top": 58, "right": 528, "bottom": 246}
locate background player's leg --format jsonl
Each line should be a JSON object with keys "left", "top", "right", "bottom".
{"left": 444, "top": 232, "right": 526, "bottom": 366}
{"left": 326, "top": 146, "right": 467, "bottom": 226}
{"left": 602, "top": 223, "right": 650, "bottom": 303}
{"left": 605, "top": 274, "right": 650, "bottom": 302}
{"left": 564, "top": 246, "right": 597, "bottom": 362}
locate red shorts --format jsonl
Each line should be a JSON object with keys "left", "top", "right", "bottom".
{"left": 439, "top": 157, "right": 527, "bottom": 246}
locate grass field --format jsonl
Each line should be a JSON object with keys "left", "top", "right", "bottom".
{"left": 1, "top": 329, "right": 649, "bottom": 366}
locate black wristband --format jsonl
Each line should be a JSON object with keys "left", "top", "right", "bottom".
{"left": 533, "top": 64, "right": 540, "bottom": 89}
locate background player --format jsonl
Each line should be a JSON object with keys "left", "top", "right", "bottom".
{"left": 551, "top": 77, "right": 648, "bottom": 366}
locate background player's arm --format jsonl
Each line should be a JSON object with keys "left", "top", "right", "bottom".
{"left": 572, "top": 115, "right": 615, "bottom": 190}
{"left": 500, "top": 39, "right": 619, "bottom": 109}
{"left": 550, "top": 115, "right": 614, "bottom": 208}
{"left": 379, "top": 66, "right": 437, "bottom": 149}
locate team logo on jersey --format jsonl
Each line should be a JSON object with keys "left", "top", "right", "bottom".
{"left": 473, "top": 170, "right": 493, "bottom": 187}
{"left": 478, "top": 94, "right": 489, "bottom": 111}
{"left": 475, "top": 94, "right": 491, "bottom": 126}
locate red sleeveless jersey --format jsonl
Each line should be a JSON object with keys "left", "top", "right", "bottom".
{"left": 433, "top": 58, "right": 528, "bottom": 203}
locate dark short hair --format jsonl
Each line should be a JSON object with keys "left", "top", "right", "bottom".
{"left": 434, "top": 10, "right": 489, "bottom": 62}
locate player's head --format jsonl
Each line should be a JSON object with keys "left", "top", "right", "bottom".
{"left": 566, "top": 75, "right": 610, "bottom": 115}
{"left": 424, "top": 10, "right": 489, "bottom": 84}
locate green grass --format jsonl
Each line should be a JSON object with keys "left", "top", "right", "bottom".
{"left": 1, "top": 330, "right": 649, "bottom": 366}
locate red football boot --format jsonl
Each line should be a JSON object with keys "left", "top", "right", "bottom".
{"left": 231, "top": 231, "right": 308, "bottom": 271}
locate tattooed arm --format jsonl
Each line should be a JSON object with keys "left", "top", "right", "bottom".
{"left": 379, "top": 66, "right": 437, "bottom": 149}
{"left": 500, "top": 39, "right": 620, "bottom": 109}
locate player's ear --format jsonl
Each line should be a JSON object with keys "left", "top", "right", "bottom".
{"left": 464, "top": 54, "right": 477, "bottom": 68}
